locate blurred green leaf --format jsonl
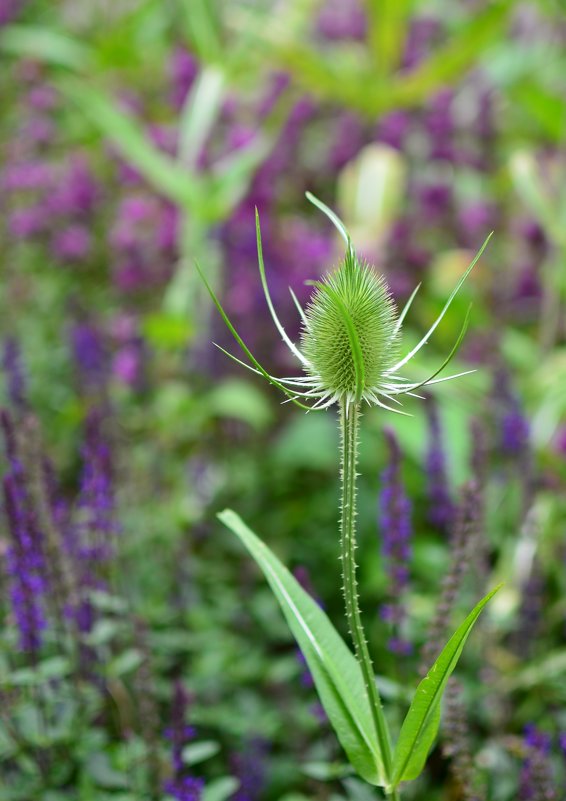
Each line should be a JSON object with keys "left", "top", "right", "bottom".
{"left": 511, "top": 82, "right": 566, "bottom": 142}
{"left": 208, "top": 378, "right": 274, "bottom": 431}
{"left": 302, "top": 761, "right": 352, "bottom": 780}
{"left": 0, "top": 25, "right": 94, "bottom": 69}
{"left": 142, "top": 312, "right": 194, "bottom": 349}
{"left": 58, "top": 78, "right": 203, "bottom": 209}
{"left": 179, "top": 0, "right": 222, "bottom": 63}
{"left": 388, "top": 0, "right": 511, "bottom": 108}
{"left": 86, "top": 753, "right": 129, "bottom": 789}
{"left": 178, "top": 66, "right": 225, "bottom": 170}
{"left": 182, "top": 740, "right": 221, "bottom": 765}
{"left": 202, "top": 776, "right": 240, "bottom": 801}
{"left": 105, "top": 649, "right": 144, "bottom": 678}
{"left": 273, "top": 414, "right": 337, "bottom": 471}
{"left": 38, "top": 657, "right": 71, "bottom": 680}
{"left": 364, "top": 0, "right": 414, "bottom": 76}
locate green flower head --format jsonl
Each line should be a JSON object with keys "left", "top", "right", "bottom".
{"left": 197, "top": 193, "right": 491, "bottom": 414}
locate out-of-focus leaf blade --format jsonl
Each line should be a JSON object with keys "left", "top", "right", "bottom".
{"left": 58, "top": 78, "right": 202, "bottom": 209}
{"left": 0, "top": 25, "right": 94, "bottom": 69}
{"left": 202, "top": 777, "right": 240, "bottom": 801}
{"left": 389, "top": 0, "right": 511, "bottom": 108}
{"left": 364, "top": 0, "right": 414, "bottom": 75}
{"left": 179, "top": 0, "right": 222, "bottom": 62}
{"left": 218, "top": 509, "right": 386, "bottom": 787}
{"left": 178, "top": 66, "right": 225, "bottom": 169}
{"left": 391, "top": 585, "right": 501, "bottom": 786}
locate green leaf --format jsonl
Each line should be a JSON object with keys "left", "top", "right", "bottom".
{"left": 388, "top": 1, "right": 511, "bottom": 108}
{"left": 105, "top": 649, "right": 144, "bottom": 678}
{"left": 0, "top": 25, "right": 94, "bottom": 69}
{"left": 208, "top": 378, "right": 274, "bottom": 431}
{"left": 218, "top": 509, "right": 386, "bottom": 786}
{"left": 57, "top": 78, "right": 202, "bottom": 209}
{"left": 202, "top": 777, "right": 240, "bottom": 801}
{"left": 179, "top": 0, "right": 222, "bottom": 63}
{"left": 391, "top": 585, "right": 501, "bottom": 786}
{"left": 182, "top": 740, "right": 221, "bottom": 765}
{"left": 178, "top": 66, "right": 225, "bottom": 170}
{"left": 364, "top": 0, "right": 414, "bottom": 76}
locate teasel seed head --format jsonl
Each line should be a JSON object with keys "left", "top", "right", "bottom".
{"left": 301, "top": 249, "right": 400, "bottom": 403}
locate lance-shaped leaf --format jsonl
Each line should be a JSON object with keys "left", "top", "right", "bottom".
{"left": 58, "top": 78, "right": 203, "bottom": 210}
{"left": 391, "top": 585, "right": 501, "bottom": 787}
{"left": 218, "top": 509, "right": 387, "bottom": 787}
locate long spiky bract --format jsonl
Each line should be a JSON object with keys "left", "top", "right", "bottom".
{"left": 196, "top": 193, "right": 491, "bottom": 416}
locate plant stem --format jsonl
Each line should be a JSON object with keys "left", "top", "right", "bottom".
{"left": 339, "top": 400, "right": 399, "bottom": 799}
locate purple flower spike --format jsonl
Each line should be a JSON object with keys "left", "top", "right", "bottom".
{"left": 163, "top": 682, "right": 202, "bottom": 801}
{"left": 52, "top": 224, "right": 92, "bottom": 263}
{"left": 425, "top": 399, "right": 455, "bottom": 533}
{"left": 316, "top": 0, "right": 366, "bottom": 41}
{"left": 70, "top": 321, "right": 108, "bottom": 392}
{"left": 2, "top": 338, "right": 27, "bottom": 411}
{"left": 169, "top": 47, "right": 199, "bottom": 110}
{"left": 164, "top": 776, "right": 204, "bottom": 801}
{"left": 519, "top": 725, "right": 556, "bottom": 800}
{"left": 1, "top": 411, "right": 48, "bottom": 652}
{"left": 231, "top": 737, "right": 269, "bottom": 801}
{"left": 378, "top": 428, "right": 413, "bottom": 655}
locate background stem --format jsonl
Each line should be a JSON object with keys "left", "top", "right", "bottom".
{"left": 339, "top": 400, "right": 399, "bottom": 798}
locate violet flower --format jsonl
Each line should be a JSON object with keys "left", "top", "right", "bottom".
{"left": 169, "top": 47, "right": 199, "bottom": 110}
{"left": 163, "top": 681, "right": 203, "bottom": 801}
{"left": 1, "top": 411, "right": 47, "bottom": 653}
{"left": 519, "top": 725, "right": 556, "bottom": 800}
{"left": 491, "top": 368, "right": 530, "bottom": 458}
{"left": 2, "top": 338, "right": 28, "bottom": 411}
{"left": 71, "top": 409, "right": 117, "bottom": 632}
{"left": 230, "top": 737, "right": 269, "bottom": 801}
{"left": 378, "top": 428, "right": 413, "bottom": 655}
{"left": 70, "top": 321, "right": 108, "bottom": 394}
{"left": 425, "top": 398, "right": 455, "bottom": 533}
{"left": 316, "top": 0, "right": 366, "bottom": 42}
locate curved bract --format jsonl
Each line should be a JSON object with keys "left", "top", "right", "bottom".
{"left": 196, "top": 193, "right": 492, "bottom": 416}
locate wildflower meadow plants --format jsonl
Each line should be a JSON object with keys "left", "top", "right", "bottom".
{"left": 198, "top": 195, "right": 498, "bottom": 798}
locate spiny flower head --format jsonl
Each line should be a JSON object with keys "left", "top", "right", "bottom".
{"left": 301, "top": 250, "right": 400, "bottom": 403}
{"left": 197, "top": 193, "right": 491, "bottom": 415}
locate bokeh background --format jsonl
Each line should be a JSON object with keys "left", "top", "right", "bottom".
{"left": 1, "top": 1, "right": 566, "bottom": 799}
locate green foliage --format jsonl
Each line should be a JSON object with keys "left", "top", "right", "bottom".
{"left": 391, "top": 585, "right": 501, "bottom": 786}
{"left": 218, "top": 509, "right": 387, "bottom": 787}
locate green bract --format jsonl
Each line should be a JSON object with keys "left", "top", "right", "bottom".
{"left": 195, "top": 193, "right": 492, "bottom": 415}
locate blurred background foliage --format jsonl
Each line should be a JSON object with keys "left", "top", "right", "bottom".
{"left": 1, "top": 0, "right": 566, "bottom": 799}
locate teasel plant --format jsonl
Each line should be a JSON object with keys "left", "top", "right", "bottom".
{"left": 197, "top": 195, "right": 500, "bottom": 798}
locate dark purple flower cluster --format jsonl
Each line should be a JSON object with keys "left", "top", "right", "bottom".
{"left": 169, "top": 47, "right": 199, "bottom": 111}
{"left": 519, "top": 725, "right": 556, "bottom": 800}
{"left": 70, "top": 320, "right": 108, "bottom": 395}
{"left": 2, "top": 66, "right": 99, "bottom": 264}
{"left": 425, "top": 399, "right": 455, "bottom": 533}
{"left": 71, "top": 408, "right": 117, "bottom": 633}
{"left": 110, "top": 314, "right": 148, "bottom": 390}
{"left": 316, "top": 0, "right": 366, "bottom": 42}
{"left": 163, "top": 681, "right": 203, "bottom": 801}
{"left": 109, "top": 193, "right": 179, "bottom": 294}
{"left": 0, "top": 0, "right": 25, "bottom": 27}
{"left": 230, "top": 737, "right": 269, "bottom": 801}
{"left": 2, "top": 337, "right": 27, "bottom": 412}
{"left": 378, "top": 428, "right": 412, "bottom": 655}
{"left": 1, "top": 410, "right": 47, "bottom": 653}
{"left": 491, "top": 368, "right": 530, "bottom": 459}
